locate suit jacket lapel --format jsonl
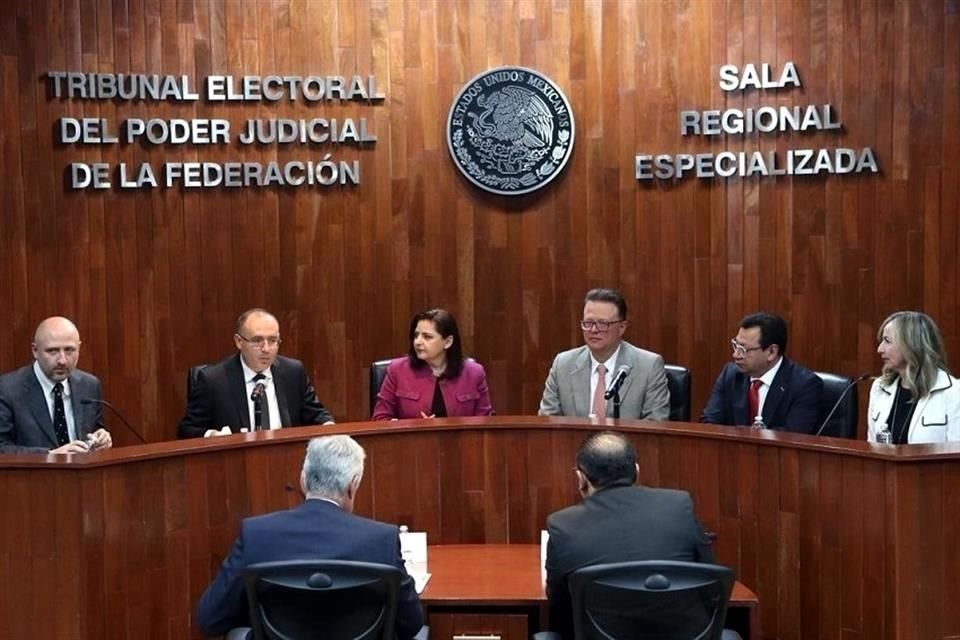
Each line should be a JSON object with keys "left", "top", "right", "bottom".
{"left": 69, "top": 376, "right": 89, "bottom": 438}
{"left": 612, "top": 348, "right": 635, "bottom": 416}
{"left": 732, "top": 371, "right": 750, "bottom": 425}
{"left": 570, "top": 349, "right": 592, "bottom": 417}
{"left": 26, "top": 373, "right": 58, "bottom": 446}
{"left": 272, "top": 360, "right": 292, "bottom": 426}
{"left": 226, "top": 356, "right": 251, "bottom": 429}
{"left": 762, "top": 360, "right": 791, "bottom": 424}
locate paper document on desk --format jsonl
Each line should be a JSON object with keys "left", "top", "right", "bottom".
{"left": 400, "top": 528, "right": 429, "bottom": 592}
{"left": 541, "top": 530, "right": 549, "bottom": 584}
{"left": 413, "top": 572, "right": 432, "bottom": 594}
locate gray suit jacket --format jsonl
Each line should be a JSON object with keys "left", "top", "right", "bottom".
{"left": 538, "top": 341, "right": 670, "bottom": 419}
{"left": 0, "top": 364, "right": 103, "bottom": 453}
{"left": 545, "top": 485, "right": 714, "bottom": 639}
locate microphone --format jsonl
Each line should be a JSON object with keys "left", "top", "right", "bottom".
{"left": 813, "top": 374, "right": 873, "bottom": 437}
{"left": 604, "top": 365, "right": 632, "bottom": 400}
{"left": 251, "top": 383, "right": 266, "bottom": 430}
{"left": 80, "top": 398, "right": 146, "bottom": 444}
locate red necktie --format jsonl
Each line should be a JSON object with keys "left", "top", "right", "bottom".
{"left": 747, "top": 379, "right": 762, "bottom": 423}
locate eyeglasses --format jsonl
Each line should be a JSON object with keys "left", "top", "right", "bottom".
{"left": 237, "top": 334, "right": 282, "bottom": 347}
{"left": 730, "top": 339, "right": 764, "bottom": 357}
{"left": 580, "top": 319, "right": 623, "bottom": 332}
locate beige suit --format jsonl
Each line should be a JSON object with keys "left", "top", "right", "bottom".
{"left": 538, "top": 341, "right": 670, "bottom": 419}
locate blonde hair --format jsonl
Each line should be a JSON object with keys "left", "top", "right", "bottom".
{"left": 878, "top": 311, "right": 948, "bottom": 398}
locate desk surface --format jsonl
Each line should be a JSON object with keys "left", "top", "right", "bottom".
{"left": 420, "top": 544, "right": 758, "bottom": 608}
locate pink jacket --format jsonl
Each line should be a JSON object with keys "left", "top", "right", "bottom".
{"left": 372, "top": 357, "right": 494, "bottom": 420}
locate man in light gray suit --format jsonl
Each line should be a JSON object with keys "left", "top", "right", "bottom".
{"left": 539, "top": 289, "right": 670, "bottom": 420}
{"left": 0, "top": 317, "right": 111, "bottom": 454}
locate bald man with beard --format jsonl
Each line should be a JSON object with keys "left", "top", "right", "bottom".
{"left": 0, "top": 317, "right": 111, "bottom": 454}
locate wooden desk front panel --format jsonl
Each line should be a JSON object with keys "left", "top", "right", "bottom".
{"left": 2, "top": 418, "right": 959, "bottom": 639}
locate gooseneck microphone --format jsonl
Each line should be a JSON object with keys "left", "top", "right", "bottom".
{"left": 604, "top": 365, "right": 632, "bottom": 401}
{"left": 251, "top": 383, "right": 266, "bottom": 430}
{"left": 80, "top": 398, "right": 146, "bottom": 444}
{"left": 813, "top": 374, "right": 873, "bottom": 437}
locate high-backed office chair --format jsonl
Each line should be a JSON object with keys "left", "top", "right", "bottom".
{"left": 369, "top": 359, "right": 392, "bottom": 416}
{"left": 567, "top": 560, "right": 735, "bottom": 640}
{"left": 664, "top": 364, "right": 692, "bottom": 422}
{"left": 242, "top": 560, "right": 402, "bottom": 640}
{"left": 187, "top": 364, "right": 208, "bottom": 399}
{"left": 814, "top": 371, "right": 858, "bottom": 439}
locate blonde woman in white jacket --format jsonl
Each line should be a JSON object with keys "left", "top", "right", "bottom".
{"left": 868, "top": 311, "right": 960, "bottom": 444}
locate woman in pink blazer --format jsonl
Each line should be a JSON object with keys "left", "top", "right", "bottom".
{"left": 372, "top": 309, "right": 494, "bottom": 420}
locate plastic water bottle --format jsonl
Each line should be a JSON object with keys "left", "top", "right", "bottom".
{"left": 876, "top": 423, "right": 893, "bottom": 444}
{"left": 751, "top": 415, "right": 766, "bottom": 430}
{"left": 399, "top": 525, "right": 414, "bottom": 572}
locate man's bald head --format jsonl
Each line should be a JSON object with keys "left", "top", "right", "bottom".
{"left": 575, "top": 431, "right": 638, "bottom": 492}
{"left": 32, "top": 317, "right": 82, "bottom": 382}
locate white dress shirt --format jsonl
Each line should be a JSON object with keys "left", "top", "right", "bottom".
{"left": 752, "top": 356, "right": 784, "bottom": 417}
{"left": 588, "top": 346, "right": 622, "bottom": 417}
{"left": 239, "top": 358, "right": 282, "bottom": 429}
{"left": 33, "top": 360, "right": 78, "bottom": 440}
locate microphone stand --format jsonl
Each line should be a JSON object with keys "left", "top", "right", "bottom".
{"left": 612, "top": 390, "right": 622, "bottom": 419}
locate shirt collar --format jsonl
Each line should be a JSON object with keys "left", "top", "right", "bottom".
{"left": 33, "top": 360, "right": 71, "bottom": 397}
{"left": 239, "top": 357, "right": 272, "bottom": 384}
{"left": 590, "top": 345, "right": 622, "bottom": 374}
{"left": 754, "top": 356, "right": 784, "bottom": 387}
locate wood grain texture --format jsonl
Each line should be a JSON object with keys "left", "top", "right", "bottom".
{"left": 2, "top": 417, "right": 960, "bottom": 639}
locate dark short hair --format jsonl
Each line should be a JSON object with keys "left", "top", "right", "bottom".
{"left": 584, "top": 288, "right": 627, "bottom": 321}
{"left": 740, "top": 312, "right": 788, "bottom": 355}
{"left": 407, "top": 308, "right": 464, "bottom": 378}
{"left": 235, "top": 308, "right": 277, "bottom": 334}
{"left": 575, "top": 431, "right": 636, "bottom": 490}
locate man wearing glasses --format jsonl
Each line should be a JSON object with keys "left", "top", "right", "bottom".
{"left": 538, "top": 289, "right": 670, "bottom": 420}
{"left": 700, "top": 312, "right": 821, "bottom": 431}
{"left": 177, "top": 308, "right": 334, "bottom": 438}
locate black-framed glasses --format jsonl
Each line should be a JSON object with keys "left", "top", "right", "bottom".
{"left": 580, "top": 319, "right": 623, "bottom": 332}
{"left": 730, "top": 339, "right": 763, "bottom": 357}
{"left": 237, "top": 334, "right": 282, "bottom": 347}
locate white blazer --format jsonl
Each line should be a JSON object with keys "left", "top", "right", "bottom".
{"left": 866, "top": 369, "right": 960, "bottom": 443}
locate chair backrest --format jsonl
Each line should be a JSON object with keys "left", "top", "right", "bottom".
{"left": 664, "top": 364, "right": 692, "bottom": 422}
{"left": 242, "top": 560, "right": 402, "bottom": 640}
{"left": 568, "top": 560, "right": 734, "bottom": 640}
{"left": 187, "top": 364, "right": 207, "bottom": 399}
{"left": 815, "top": 371, "right": 858, "bottom": 438}
{"left": 369, "top": 359, "right": 393, "bottom": 416}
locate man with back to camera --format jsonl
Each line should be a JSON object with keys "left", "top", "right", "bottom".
{"left": 543, "top": 431, "right": 740, "bottom": 640}
{"left": 177, "top": 308, "right": 334, "bottom": 438}
{"left": 0, "top": 316, "right": 112, "bottom": 453}
{"left": 538, "top": 288, "right": 670, "bottom": 420}
{"left": 700, "top": 311, "right": 822, "bottom": 432}
{"left": 196, "top": 435, "right": 425, "bottom": 639}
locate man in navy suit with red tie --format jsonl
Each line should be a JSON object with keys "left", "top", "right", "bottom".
{"left": 700, "top": 312, "right": 822, "bottom": 432}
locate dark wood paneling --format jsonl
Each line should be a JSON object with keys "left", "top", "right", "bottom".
{"left": 0, "top": 0, "right": 958, "bottom": 441}
{"left": 3, "top": 418, "right": 960, "bottom": 639}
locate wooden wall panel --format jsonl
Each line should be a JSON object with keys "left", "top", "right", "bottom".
{"left": 1, "top": 0, "right": 959, "bottom": 445}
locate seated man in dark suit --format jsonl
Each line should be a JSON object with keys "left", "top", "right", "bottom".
{"left": 196, "top": 435, "right": 425, "bottom": 639}
{"left": 544, "top": 432, "right": 737, "bottom": 640}
{"left": 178, "top": 308, "right": 334, "bottom": 438}
{"left": 0, "top": 316, "right": 112, "bottom": 454}
{"left": 700, "top": 312, "right": 822, "bottom": 432}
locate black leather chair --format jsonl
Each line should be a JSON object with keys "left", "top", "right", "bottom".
{"left": 567, "top": 560, "right": 735, "bottom": 640}
{"left": 665, "top": 364, "right": 692, "bottom": 422}
{"left": 187, "top": 364, "right": 207, "bottom": 399}
{"left": 369, "top": 359, "right": 392, "bottom": 416}
{"left": 242, "top": 560, "right": 402, "bottom": 640}
{"left": 814, "top": 371, "right": 858, "bottom": 439}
